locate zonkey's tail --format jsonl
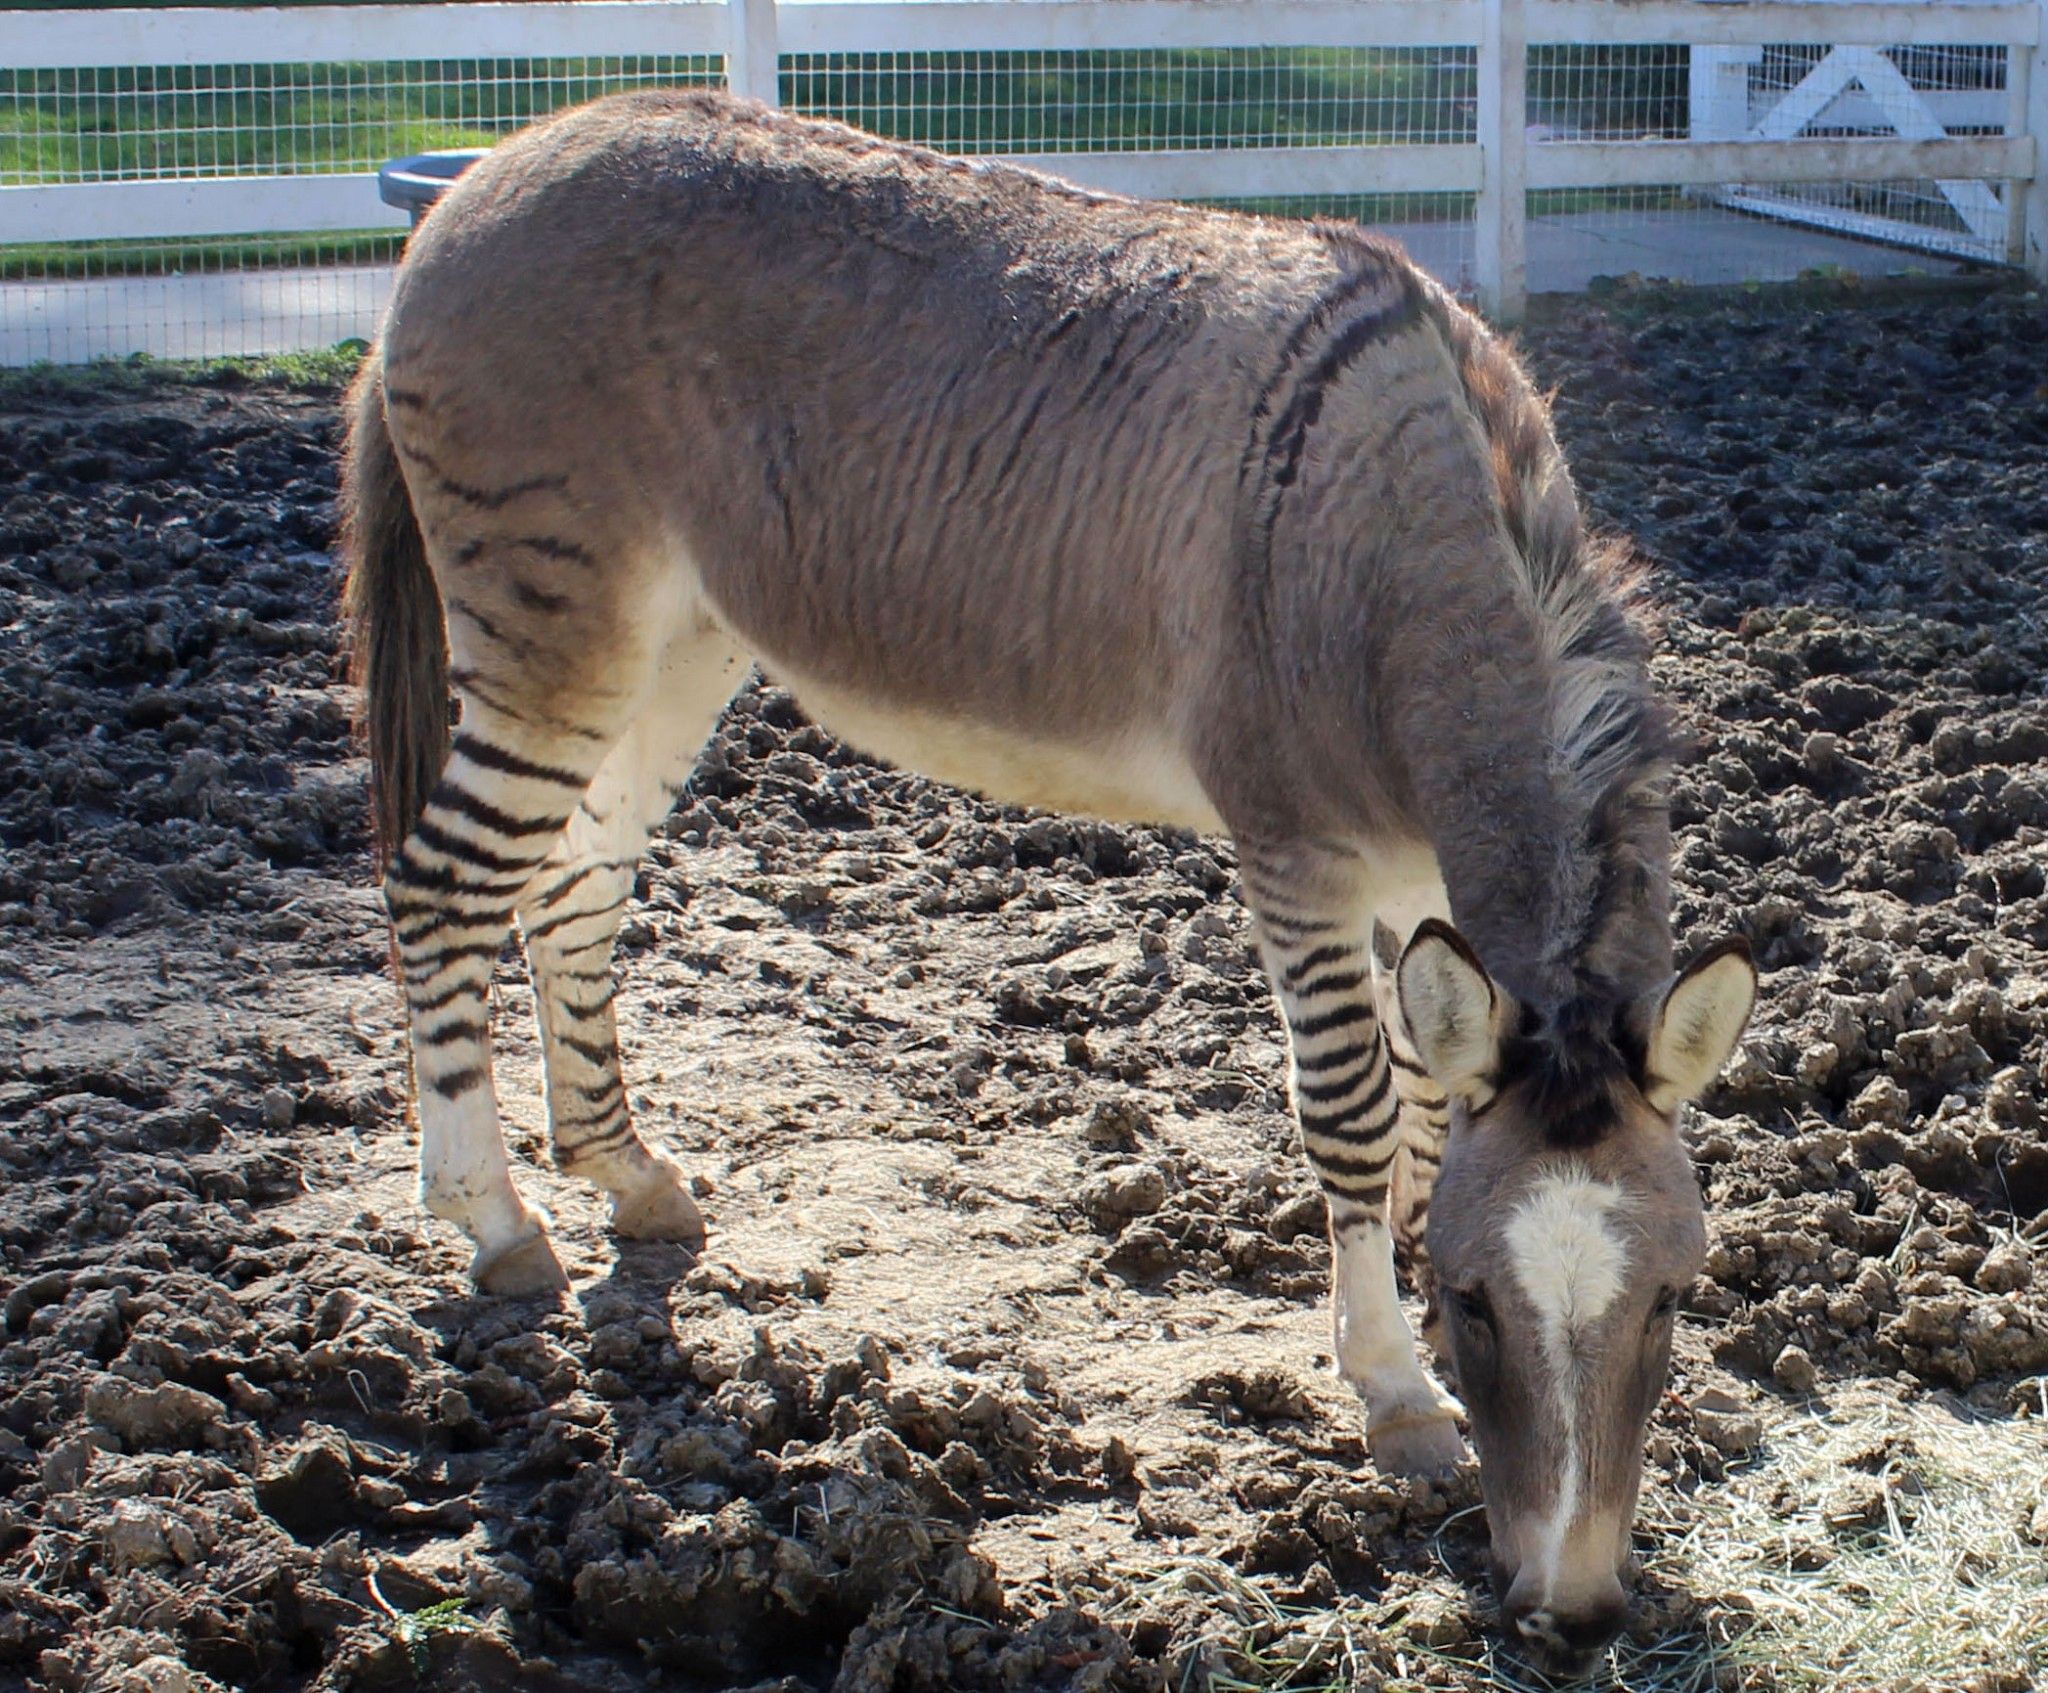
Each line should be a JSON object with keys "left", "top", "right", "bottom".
{"left": 339, "top": 359, "right": 447, "bottom": 869}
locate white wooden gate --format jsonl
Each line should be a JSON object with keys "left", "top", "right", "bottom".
{"left": 1691, "top": 31, "right": 2032, "bottom": 263}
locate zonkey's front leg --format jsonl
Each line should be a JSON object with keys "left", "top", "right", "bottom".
{"left": 1238, "top": 841, "right": 1467, "bottom": 1477}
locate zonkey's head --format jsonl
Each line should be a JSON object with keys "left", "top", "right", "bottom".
{"left": 1395, "top": 919, "right": 1756, "bottom": 1674}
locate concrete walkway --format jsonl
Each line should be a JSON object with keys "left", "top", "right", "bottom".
{"left": 1, "top": 263, "right": 397, "bottom": 367}
{"left": 1409, "top": 204, "right": 1971, "bottom": 298}
{"left": 1, "top": 207, "right": 1971, "bottom": 366}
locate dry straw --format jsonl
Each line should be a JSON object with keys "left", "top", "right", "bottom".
{"left": 1094, "top": 1382, "right": 2048, "bottom": 1692}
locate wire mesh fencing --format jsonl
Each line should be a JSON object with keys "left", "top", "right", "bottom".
{"left": 781, "top": 46, "right": 1477, "bottom": 153}
{"left": 1, "top": 52, "right": 723, "bottom": 364}
{"left": 0, "top": 56, "right": 725, "bottom": 185}
{"left": 780, "top": 47, "right": 1481, "bottom": 299}
{"left": 0, "top": 232, "right": 404, "bottom": 365}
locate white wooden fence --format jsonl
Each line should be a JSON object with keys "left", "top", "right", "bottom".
{"left": 2, "top": 0, "right": 2044, "bottom": 362}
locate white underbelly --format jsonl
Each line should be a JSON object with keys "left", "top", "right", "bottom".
{"left": 773, "top": 673, "right": 1225, "bottom": 832}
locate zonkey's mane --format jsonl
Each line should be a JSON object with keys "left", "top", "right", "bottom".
{"left": 1428, "top": 297, "right": 1676, "bottom": 1144}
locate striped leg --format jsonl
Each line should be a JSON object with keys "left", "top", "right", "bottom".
{"left": 517, "top": 632, "right": 746, "bottom": 1244}
{"left": 1370, "top": 918, "right": 1451, "bottom": 1348}
{"left": 1239, "top": 840, "right": 1468, "bottom": 1478}
{"left": 388, "top": 707, "right": 612, "bottom": 1295}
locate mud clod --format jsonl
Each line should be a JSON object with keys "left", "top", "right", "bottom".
{"left": 85, "top": 1376, "right": 228, "bottom": 1451}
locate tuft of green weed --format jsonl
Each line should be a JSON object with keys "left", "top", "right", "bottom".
{"left": 365, "top": 1574, "right": 478, "bottom": 1676}
{"left": 391, "top": 1596, "right": 476, "bottom": 1673}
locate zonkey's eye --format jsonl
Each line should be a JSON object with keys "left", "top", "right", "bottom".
{"left": 1451, "top": 1285, "right": 1495, "bottom": 1329}
{"left": 1649, "top": 1286, "right": 1681, "bottom": 1325}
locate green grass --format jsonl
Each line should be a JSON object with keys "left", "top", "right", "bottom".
{"left": 0, "top": 339, "right": 364, "bottom": 401}
{"left": 779, "top": 48, "right": 1476, "bottom": 156}
{"left": 1, "top": 57, "right": 722, "bottom": 184}
{"left": 1, "top": 228, "right": 401, "bottom": 281}
{"left": 1, "top": 49, "right": 1480, "bottom": 189}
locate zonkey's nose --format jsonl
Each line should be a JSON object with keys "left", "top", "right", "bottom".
{"left": 1504, "top": 1569, "right": 1629, "bottom": 1668}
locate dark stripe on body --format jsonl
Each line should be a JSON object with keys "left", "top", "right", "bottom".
{"left": 556, "top": 1119, "right": 634, "bottom": 1160}
{"left": 446, "top": 598, "right": 527, "bottom": 660}
{"left": 419, "top": 1017, "right": 486, "bottom": 1047}
{"left": 526, "top": 895, "right": 628, "bottom": 943}
{"left": 1299, "top": 1058, "right": 1387, "bottom": 1104}
{"left": 1300, "top": 1068, "right": 1395, "bottom": 1135}
{"left": 1304, "top": 1144, "right": 1397, "bottom": 1185}
{"left": 1290, "top": 969, "right": 1368, "bottom": 1001}
{"left": 1294, "top": 1002, "right": 1374, "bottom": 1040}
{"left": 572, "top": 1075, "right": 624, "bottom": 1109}
{"left": 1236, "top": 273, "right": 1429, "bottom": 610}
{"left": 394, "top": 847, "right": 528, "bottom": 898}
{"left": 528, "top": 865, "right": 598, "bottom": 911}
{"left": 407, "top": 450, "right": 567, "bottom": 511}
{"left": 1297, "top": 1040, "right": 1375, "bottom": 1075}
{"left": 429, "top": 782, "right": 564, "bottom": 843}
{"left": 1258, "top": 911, "right": 1343, "bottom": 942}
{"left": 386, "top": 872, "right": 531, "bottom": 921}
{"left": 429, "top": 1065, "right": 488, "bottom": 1099}
{"left": 1281, "top": 944, "right": 1357, "bottom": 988}
{"left": 1245, "top": 241, "right": 1409, "bottom": 431}
{"left": 450, "top": 667, "right": 612, "bottom": 743}
{"left": 410, "top": 816, "right": 538, "bottom": 876}
{"left": 450, "top": 732, "right": 588, "bottom": 790}
{"left": 401, "top": 939, "right": 504, "bottom": 981}
{"left": 1259, "top": 283, "right": 1427, "bottom": 500}
{"left": 512, "top": 577, "right": 570, "bottom": 615}
{"left": 555, "top": 1029, "right": 615, "bottom": 1067}
{"left": 560, "top": 984, "right": 617, "bottom": 1019}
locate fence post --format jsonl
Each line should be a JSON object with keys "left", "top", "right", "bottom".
{"left": 1474, "top": 0, "right": 1527, "bottom": 323}
{"left": 727, "top": 0, "right": 781, "bottom": 106}
{"left": 1688, "top": 47, "right": 1762, "bottom": 144}
{"left": 2020, "top": 0, "right": 2048, "bottom": 281}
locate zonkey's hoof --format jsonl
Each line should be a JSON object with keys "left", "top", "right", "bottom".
{"left": 609, "top": 1163, "right": 707, "bottom": 1251}
{"left": 1368, "top": 1410, "right": 1471, "bottom": 1479}
{"left": 472, "top": 1230, "right": 571, "bottom": 1297}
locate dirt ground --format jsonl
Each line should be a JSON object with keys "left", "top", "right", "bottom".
{"left": 2, "top": 283, "right": 2046, "bottom": 1693}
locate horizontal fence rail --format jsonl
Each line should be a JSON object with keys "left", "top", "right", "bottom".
{"left": 8, "top": 0, "right": 2039, "bottom": 68}
{"left": 2, "top": 0, "right": 2044, "bottom": 362}
{"left": 5, "top": 1, "right": 731, "bottom": 68}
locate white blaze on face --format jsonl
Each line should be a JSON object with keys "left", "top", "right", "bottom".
{"left": 1503, "top": 1165, "right": 1630, "bottom": 1608}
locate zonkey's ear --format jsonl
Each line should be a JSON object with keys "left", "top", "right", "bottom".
{"left": 1366, "top": 918, "right": 1403, "bottom": 1027}
{"left": 1643, "top": 937, "right": 1757, "bottom": 1114}
{"left": 1395, "top": 919, "right": 1504, "bottom": 1101}
{"left": 1369, "top": 916, "right": 1403, "bottom": 976}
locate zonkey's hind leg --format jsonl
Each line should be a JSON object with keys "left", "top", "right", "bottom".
{"left": 1237, "top": 839, "right": 1467, "bottom": 1478}
{"left": 387, "top": 698, "right": 619, "bottom": 1295}
{"left": 517, "top": 630, "right": 747, "bottom": 1246}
